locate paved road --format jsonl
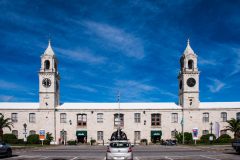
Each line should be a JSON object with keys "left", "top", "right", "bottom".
{"left": 1, "top": 145, "right": 239, "bottom": 160}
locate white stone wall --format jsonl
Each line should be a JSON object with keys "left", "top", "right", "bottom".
{"left": 1, "top": 107, "right": 238, "bottom": 144}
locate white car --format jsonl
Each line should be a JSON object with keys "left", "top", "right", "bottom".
{"left": 106, "top": 140, "right": 133, "bottom": 160}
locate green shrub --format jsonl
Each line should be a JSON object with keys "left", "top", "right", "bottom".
{"left": 216, "top": 134, "right": 232, "bottom": 144}
{"left": 27, "top": 134, "right": 40, "bottom": 144}
{"left": 43, "top": 132, "right": 54, "bottom": 145}
{"left": 3, "top": 134, "right": 17, "bottom": 143}
{"left": 7, "top": 139, "right": 24, "bottom": 144}
{"left": 200, "top": 134, "right": 216, "bottom": 144}
{"left": 176, "top": 132, "right": 193, "bottom": 144}
{"left": 67, "top": 140, "right": 77, "bottom": 145}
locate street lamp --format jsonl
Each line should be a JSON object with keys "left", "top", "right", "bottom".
{"left": 23, "top": 123, "right": 27, "bottom": 142}
{"left": 210, "top": 122, "right": 213, "bottom": 134}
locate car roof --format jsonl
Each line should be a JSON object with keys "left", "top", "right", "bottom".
{"left": 109, "top": 140, "right": 130, "bottom": 143}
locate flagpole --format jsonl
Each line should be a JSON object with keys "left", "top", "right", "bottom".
{"left": 117, "top": 91, "right": 120, "bottom": 139}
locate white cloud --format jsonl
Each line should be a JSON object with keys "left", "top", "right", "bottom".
{"left": 229, "top": 49, "right": 240, "bottom": 77}
{"left": 56, "top": 47, "right": 107, "bottom": 64}
{"left": 83, "top": 21, "right": 144, "bottom": 59}
{"left": 0, "top": 80, "right": 23, "bottom": 90}
{"left": 207, "top": 78, "right": 226, "bottom": 93}
{"left": 117, "top": 80, "right": 156, "bottom": 91}
{"left": 67, "top": 84, "right": 97, "bottom": 93}
{"left": 0, "top": 95, "right": 14, "bottom": 101}
{"left": 198, "top": 57, "right": 218, "bottom": 66}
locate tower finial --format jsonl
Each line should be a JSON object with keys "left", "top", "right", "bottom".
{"left": 48, "top": 39, "right": 51, "bottom": 46}
{"left": 187, "top": 38, "right": 190, "bottom": 46}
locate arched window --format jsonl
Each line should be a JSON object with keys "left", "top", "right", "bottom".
{"left": 188, "top": 60, "right": 194, "bottom": 69}
{"left": 237, "top": 112, "right": 240, "bottom": 121}
{"left": 44, "top": 60, "right": 50, "bottom": 69}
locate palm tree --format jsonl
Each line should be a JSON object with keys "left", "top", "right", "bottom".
{"left": 225, "top": 118, "right": 240, "bottom": 139}
{"left": 0, "top": 113, "right": 14, "bottom": 141}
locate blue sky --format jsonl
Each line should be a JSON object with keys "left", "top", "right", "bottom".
{"left": 0, "top": 0, "right": 240, "bottom": 103}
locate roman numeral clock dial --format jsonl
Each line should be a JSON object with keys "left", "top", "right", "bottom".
{"left": 42, "top": 78, "right": 51, "bottom": 88}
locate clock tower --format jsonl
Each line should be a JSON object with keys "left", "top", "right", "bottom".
{"left": 39, "top": 41, "right": 60, "bottom": 109}
{"left": 178, "top": 39, "right": 199, "bottom": 108}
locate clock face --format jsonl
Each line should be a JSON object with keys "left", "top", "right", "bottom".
{"left": 42, "top": 78, "right": 51, "bottom": 88}
{"left": 187, "top": 78, "right": 196, "bottom": 87}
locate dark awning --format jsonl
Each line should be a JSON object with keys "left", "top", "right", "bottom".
{"left": 151, "top": 130, "right": 162, "bottom": 137}
{"left": 76, "top": 131, "right": 87, "bottom": 136}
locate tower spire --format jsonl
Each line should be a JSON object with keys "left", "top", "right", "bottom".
{"left": 184, "top": 38, "right": 194, "bottom": 55}
{"left": 44, "top": 40, "right": 54, "bottom": 55}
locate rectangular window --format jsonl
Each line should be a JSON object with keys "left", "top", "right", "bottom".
{"left": 12, "top": 130, "right": 18, "bottom": 138}
{"left": 134, "top": 113, "right": 141, "bottom": 123}
{"left": 114, "top": 114, "right": 124, "bottom": 127}
{"left": 97, "top": 113, "right": 103, "bottom": 123}
{"left": 11, "top": 113, "right": 18, "bottom": 122}
{"left": 134, "top": 131, "right": 141, "bottom": 141}
{"left": 151, "top": 113, "right": 161, "bottom": 126}
{"left": 203, "top": 113, "right": 209, "bottom": 123}
{"left": 60, "top": 113, "right": 67, "bottom": 123}
{"left": 77, "top": 114, "right": 87, "bottom": 126}
{"left": 202, "top": 130, "right": 209, "bottom": 135}
{"left": 236, "top": 112, "right": 240, "bottom": 121}
{"left": 171, "top": 113, "right": 178, "bottom": 123}
{"left": 29, "top": 130, "right": 36, "bottom": 135}
{"left": 29, "top": 113, "right": 36, "bottom": 123}
{"left": 221, "top": 112, "right": 227, "bottom": 122}
{"left": 97, "top": 131, "right": 103, "bottom": 141}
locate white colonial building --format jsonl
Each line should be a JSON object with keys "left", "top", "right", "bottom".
{"left": 0, "top": 40, "right": 240, "bottom": 144}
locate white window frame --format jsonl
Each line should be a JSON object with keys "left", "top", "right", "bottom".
{"left": 11, "top": 113, "right": 18, "bottom": 122}
{"left": 60, "top": 113, "right": 67, "bottom": 123}
{"left": 203, "top": 113, "right": 209, "bottom": 123}
{"left": 134, "top": 113, "right": 141, "bottom": 123}
{"left": 12, "top": 130, "right": 18, "bottom": 138}
{"left": 97, "top": 131, "right": 103, "bottom": 141}
{"left": 77, "top": 114, "right": 87, "bottom": 126}
{"left": 202, "top": 130, "right": 209, "bottom": 135}
{"left": 134, "top": 131, "right": 141, "bottom": 141}
{"left": 221, "top": 112, "right": 227, "bottom": 122}
{"left": 29, "top": 113, "right": 36, "bottom": 123}
{"left": 97, "top": 113, "right": 103, "bottom": 123}
{"left": 171, "top": 113, "right": 178, "bottom": 123}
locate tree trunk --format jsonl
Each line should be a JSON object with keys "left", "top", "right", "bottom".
{"left": 0, "top": 128, "right": 3, "bottom": 141}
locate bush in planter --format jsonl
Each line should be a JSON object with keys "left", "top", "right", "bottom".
{"left": 200, "top": 134, "right": 216, "bottom": 144}
{"left": 90, "top": 139, "right": 96, "bottom": 145}
{"left": 27, "top": 134, "right": 40, "bottom": 144}
{"left": 43, "top": 132, "right": 54, "bottom": 145}
{"left": 216, "top": 134, "right": 232, "bottom": 144}
{"left": 3, "top": 134, "right": 17, "bottom": 143}
{"left": 67, "top": 140, "right": 77, "bottom": 145}
{"left": 140, "top": 139, "right": 148, "bottom": 145}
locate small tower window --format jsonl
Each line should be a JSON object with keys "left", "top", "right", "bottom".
{"left": 180, "top": 57, "right": 184, "bottom": 69}
{"left": 188, "top": 60, "right": 194, "bottom": 69}
{"left": 44, "top": 60, "right": 50, "bottom": 70}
